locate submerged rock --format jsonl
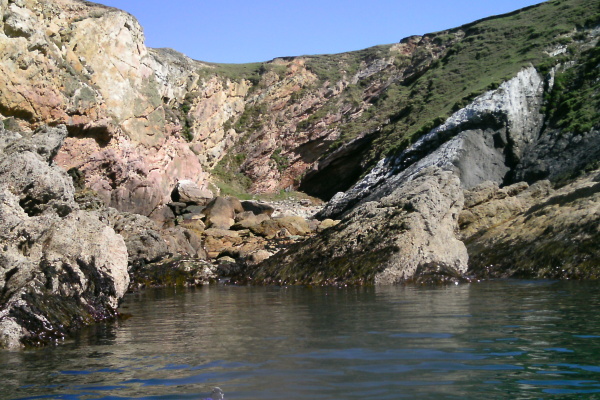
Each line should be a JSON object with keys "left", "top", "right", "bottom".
{"left": 201, "top": 387, "right": 225, "bottom": 400}
{"left": 129, "top": 257, "right": 216, "bottom": 289}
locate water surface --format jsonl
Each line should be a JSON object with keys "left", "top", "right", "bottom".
{"left": 2, "top": 281, "right": 600, "bottom": 399}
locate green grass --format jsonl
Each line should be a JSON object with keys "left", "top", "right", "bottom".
{"left": 210, "top": 152, "right": 253, "bottom": 199}
{"left": 197, "top": 62, "right": 264, "bottom": 84}
{"left": 364, "top": 0, "right": 599, "bottom": 163}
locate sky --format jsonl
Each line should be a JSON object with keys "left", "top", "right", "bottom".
{"left": 96, "top": 0, "right": 546, "bottom": 64}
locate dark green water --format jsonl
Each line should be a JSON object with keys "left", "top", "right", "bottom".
{"left": 2, "top": 281, "right": 600, "bottom": 399}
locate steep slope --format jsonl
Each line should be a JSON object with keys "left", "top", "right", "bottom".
{"left": 216, "top": 0, "right": 599, "bottom": 199}
{"left": 253, "top": 59, "right": 599, "bottom": 283}
{"left": 0, "top": 0, "right": 209, "bottom": 218}
{"left": 248, "top": 1, "right": 600, "bottom": 284}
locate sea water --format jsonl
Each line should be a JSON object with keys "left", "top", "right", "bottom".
{"left": 2, "top": 280, "right": 600, "bottom": 399}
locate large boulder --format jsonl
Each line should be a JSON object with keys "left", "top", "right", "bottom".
{"left": 0, "top": 125, "right": 129, "bottom": 349}
{"left": 251, "top": 167, "right": 468, "bottom": 285}
{"left": 99, "top": 208, "right": 171, "bottom": 268}
{"left": 204, "top": 196, "right": 237, "bottom": 230}
{"left": 98, "top": 207, "right": 209, "bottom": 272}
{"left": 241, "top": 201, "right": 275, "bottom": 217}
{"left": 172, "top": 180, "right": 213, "bottom": 204}
{"left": 231, "top": 212, "right": 270, "bottom": 230}
{"left": 0, "top": 191, "right": 129, "bottom": 348}
{"left": 247, "top": 216, "right": 312, "bottom": 238}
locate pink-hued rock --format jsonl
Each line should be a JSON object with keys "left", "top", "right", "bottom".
{"left": 55, "top": 135, "right": 209, "bottom": 217}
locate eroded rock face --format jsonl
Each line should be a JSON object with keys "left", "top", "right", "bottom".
{"left": 0, "top": 0, "right": 497, "bottom": 217}
{"left": 251, "top": 167, "right": 468, "bottom": 285}
{"left": 1, "top": 0, "right": 462, "bottom": 206}
{"left": 0, "top": 125, "right": 129, "bottom": 349}
{"left": 0, "top": 125, "right": 75, "bottom": 216}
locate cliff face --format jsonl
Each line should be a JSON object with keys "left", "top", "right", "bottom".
{"left": 252, "top": 60, "right": 599, "bottom": 283}
{"left": 0, "top": 0, "right": 210, "bottom": 217}
{"left": 0, "top": 125, "right": 130, "bottom": 348}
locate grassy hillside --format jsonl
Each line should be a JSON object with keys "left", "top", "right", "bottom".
{"left": 197, "top": 0, "right": 599, "bottom": 197}
{"left": 330, "top": 0, "right": 598, "bottom": 166}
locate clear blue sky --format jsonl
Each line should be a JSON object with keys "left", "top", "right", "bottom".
{"left": 96, "top": 0, "right": 545, "bottom": 64}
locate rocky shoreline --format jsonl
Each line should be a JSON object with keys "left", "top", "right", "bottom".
{"left": 0, "top": 124, "right": 335, "bottom": 348}
{"left": 1, "top": 118, "right": 599, "bottom": 348}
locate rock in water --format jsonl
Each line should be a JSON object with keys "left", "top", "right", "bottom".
{"left": 0, "top": 125, "right": 129, "bottom": 348}
{"left": 201, "top": 387, "right": 224, "bottom": 400}
{"left": 251, "top": 167, "right": 468, "bottom": 285}
{"left": 462, "top": 172, "right": 600, "bottom": 279}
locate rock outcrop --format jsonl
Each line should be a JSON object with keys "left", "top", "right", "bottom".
{"left": 0, "top": 0, "right": 597, "bottom": 297}
{"left": 256, "top": 56, "right": 598, "bottom": 284}
{"left": 0, "top": 125, "right": 129, "bottom": 349}
{"left": 320, "top": 67, "right": 547, "bottom": 219}
{"left": 250, "top": 168, "right": 468, "bottom": 285}
{"left": 462, "top": 172, "right": 600, "bottom": 279}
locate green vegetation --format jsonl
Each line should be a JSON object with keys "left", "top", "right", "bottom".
{"left": 197, "top": 62, "right": 265, "bottom": 85}
{"left": 296, "top": 0, "right": 600, "bottom": 168}
{"left": 196, "top": 60, "right": 292, "bottom": 87}
{"left": 305, "top": 45, "right": 392, "bottom": 84}
{"left": 234, "top": 103, "right": 266, "bottom": 132}
{"left": 210, "top": 151, "right": 253, "bottom": 199}
{"left": 544, "top": 40, "right": 600, "bottom": 134}
{"left": 270, "top": 148, "right": 289, "bottom": 172}
{"left": 366, "top": 0, "right": 599, "bottom": 164}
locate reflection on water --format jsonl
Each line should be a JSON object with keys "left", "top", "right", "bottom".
{"left": 2, "top": 281, "right": 600, "bottom": 399}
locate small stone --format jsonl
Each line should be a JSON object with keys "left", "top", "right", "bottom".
{"left": 317, "top": 219, "right": 340, "bottom": 232}
{"left": 246, "top": 250, "right": 273, "bottom": 265}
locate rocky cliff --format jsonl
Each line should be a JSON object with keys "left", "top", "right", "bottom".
{"left": 0, "top": 0, "right": 211, "bottom": 219}
{"left": 255, "top": 60, "right": 599, "bottom": 283}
